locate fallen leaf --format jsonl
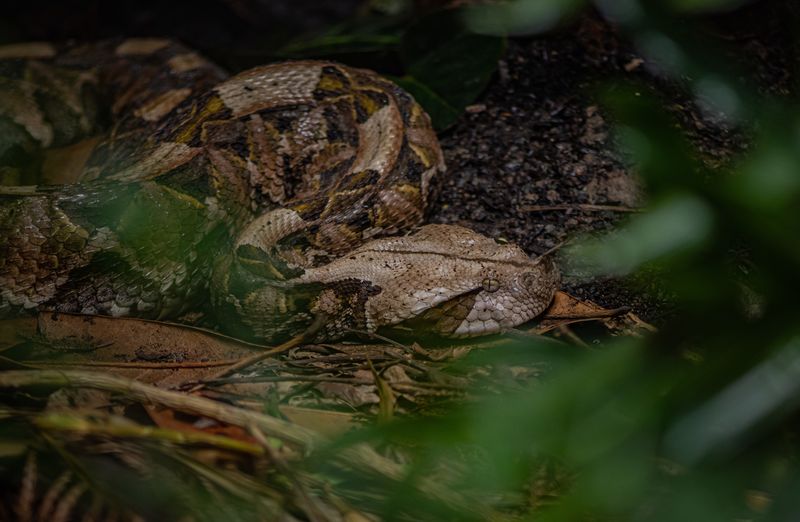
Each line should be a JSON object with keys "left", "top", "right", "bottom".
{"left": 536, "top": 291, "right": 656, "bottom": 336}
{"left": 8, "top": 312, "right": 269, "bottom": 387}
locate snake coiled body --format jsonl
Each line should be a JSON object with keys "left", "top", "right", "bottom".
{"left": 0, "top": 39, "right": 559, "bottom": 342}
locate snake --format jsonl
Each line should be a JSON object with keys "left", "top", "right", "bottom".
{"left": 0, "top": 38, "right": 559, "bottom": 343}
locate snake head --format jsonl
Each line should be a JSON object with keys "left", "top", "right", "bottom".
{"left": 216, "top": 223, "right": 560, "bottom": 342}
{"left": 414, "top": 255, "right": 560, "bottom": 337}
{"left": 293, "top": 224, "right": 561, "bottom": 340}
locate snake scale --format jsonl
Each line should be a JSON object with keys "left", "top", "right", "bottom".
{"left": 0, "top": 38, "right": 559, "bottom": 342}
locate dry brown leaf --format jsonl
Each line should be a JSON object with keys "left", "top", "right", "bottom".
{"left": 42, "top": 136, "right": 102, "bottom": 184}
{"left": 8, "top": 312, "right": 268, "bottom": 387}
{"left": 144, "top": 405, "right": 259, "bottom": 448}
{"left": 536, "top": 291, "right": 656, "bottom": 336}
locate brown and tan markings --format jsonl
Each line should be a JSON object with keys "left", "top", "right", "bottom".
{"left": 0, "top": 38, "right": 558, "bottom": 342}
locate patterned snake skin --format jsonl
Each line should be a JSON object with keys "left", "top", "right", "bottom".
{"left": 0, "top": 39, "right": 559, "bottom": 342}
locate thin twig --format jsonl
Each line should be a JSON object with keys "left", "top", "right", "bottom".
{"left": 536, "top": 238, "right": 571, "bottom": 259}
{"left": 343, "top": 328, "right": 414, "bottom": 353}
{"left": 33, "top": 412, "right": 265, "bottom": 454}
{"left": 505, "top": 329, "right": 568, "bottom": 346}
{"left": 287, "top": 354, "right": 396, "bottom": 366}
{"left": 520, "top": 203, "right": 642, "bottom": 213}
{"left": 200, "top": 334, "right": 305, "bottom": 382}
{"left": 201, "top": 313, "right": 329, "bottom": 384}
{"left": 326, "top": 331, "right": 435, "bottom": 375}
{"left": 207, "top": 374, "right": 466, "bottom": 391}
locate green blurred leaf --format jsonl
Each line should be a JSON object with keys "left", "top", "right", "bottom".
{"left": 400, "top": 10, "right": 506, "bottom": 129}
{"left": 665, "top": 337, "right": 800, "bottom": 464}
{"left": 736, "top": 136, "right": 800, "bottom": 208}
{"left": 568, "top": 195, "right": 714, "bottom": 277}
{"left": 667, "top": 0, "right": 750, "bottom": 13}
{"left": 276, "top": 33, "right": 401, "bottom": 59}
{"left": 463, "top": 0, "right": 587, "bottom": 36}
{"left": 393, "top": 75, "right": 461, "bottom": 130}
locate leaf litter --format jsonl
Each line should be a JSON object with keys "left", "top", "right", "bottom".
{"left": 0, "top": 287, "right": 650, "bottom": 520}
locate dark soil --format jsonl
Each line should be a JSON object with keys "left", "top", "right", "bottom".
{"left": 432, "top": 5, "right": 798, "bottom": 324}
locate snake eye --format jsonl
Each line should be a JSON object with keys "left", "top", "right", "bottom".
{"left": 482, "top": 277, "right": 500, "bottom": 292}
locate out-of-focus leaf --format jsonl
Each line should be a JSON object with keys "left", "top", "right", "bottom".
{"left": 370, "top": 0, "right": 413, "bottom": 16}
{"left": 276, "top": 34, "right": 401, "bottom": 59}
{"left": 667, "top": 0, "right": 751, "bottom": 13}
{"left": 270, "top": 8, "right": 413, "bottom": 63}
{"left": 400, "top": 10, "right": 505, "bottom": 129}
{"left": 568, "top": 195, "right": 713, "bottom": 277}
{"left": 665, "top": 337, "right": 800, "bottom": 464}
{"left": 463, "top": 0, "right": 586, "bottom": 36}
{"left": 393, "top": 75, "right": 461, "bottom": 130}
{"left": 736, "top": 138, "right": 800, "bottom": 208}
